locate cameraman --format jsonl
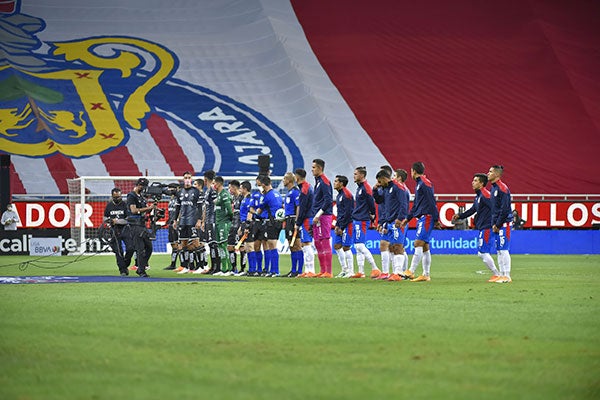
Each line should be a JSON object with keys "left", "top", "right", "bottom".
{"left": 104, "top": 188, "right": 133, "bottom": 276}
{"left": 126, "top": 178, "right": 154, "bottom": 278}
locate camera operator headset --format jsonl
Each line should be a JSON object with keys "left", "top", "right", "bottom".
{"left": 126, "top": 177, "right": 154, "bottom": 278}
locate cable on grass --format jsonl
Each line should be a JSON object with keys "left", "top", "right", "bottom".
{"left": 0, "top": 239, "right": 105, "bottom": 272}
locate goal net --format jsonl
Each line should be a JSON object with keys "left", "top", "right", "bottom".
{"left": 66, "top": 175, "right": 285, "bottom": 254}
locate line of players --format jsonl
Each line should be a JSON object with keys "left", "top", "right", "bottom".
{"left": 105, "top": 161, "right": 514, "bottom": 282}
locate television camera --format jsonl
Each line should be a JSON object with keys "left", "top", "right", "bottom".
{"left": 143, "top": 182, "right": 180, "bottom": 240}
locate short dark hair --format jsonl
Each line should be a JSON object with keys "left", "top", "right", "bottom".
{"left": 111, "top": 187, "right": 121, "bottom": 195}
{"left": 203, "top": 170, "right": 216, "bottom": 180}
{"left": 313, "top": 159, "right": 325, "bottom": 169}
{"left": 229, "top": 179, "right": 240, "bottom": 188}
{"left": 214, "top": 176, "right": 224, "bottom": 185}
{"left": 335, "top": 175, "right": 348, "bottom": 187}
{"left": 257, "top": 175, "right": 271, "bottom": 186}
{"left": 412, "top": 161, "right": 425, "bottom": 175}
{"left": 183, "top": 171, "right": 192, "bottom": 177}
{"left": 395, "top": 169, "right": 408, "bottom": 182}
{"left": 474, "top": 173, "right": 488, "bottom": 185}
{"left": 241, "top": 181, "right": 251, "bottom": 192}
{"left": 355, "top": 166, "right": 367, "bottom": 177}
{"left": 194, "top": 178, "right": 204, "bottom": 187}
{"left": 491, "top": 165, "right": 504, "bottom": 175}
{"left": 294, "top": 168, "right": 307, "bottom": 178}
{"left": 376, "top": 169, "right": 391, "bottom": 180}
{"left": 380, "top": 165, "right": 393, "bottom": 176}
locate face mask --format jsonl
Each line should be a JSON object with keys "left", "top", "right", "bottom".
{"left": 184, "top": 178, "right": 192, "bottom": 186}
{"left": 6, "top": 206, "right": 12, "bottom": 212}
{"left": 112, "top": 196, "right": 122, "bottom": 204}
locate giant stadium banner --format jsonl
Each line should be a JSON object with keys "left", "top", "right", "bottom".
{"left": 2, "top": 0, "right": 600, "bottom": 196}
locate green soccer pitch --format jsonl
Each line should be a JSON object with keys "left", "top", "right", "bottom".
{"left": 1, "top": 254, "right": 598, "bottom": 400}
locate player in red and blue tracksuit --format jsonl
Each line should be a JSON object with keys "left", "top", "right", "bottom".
{"left": 488, "top": 165, "right": 514, "bottom": 282}
{"left": 333, "top": 175, "right": 355, "bottom": 277}
{"left": 401, "top": 161, "right": 438, "bottom": 281}
{"left": 452, "top": 173, "right": 500, "bottom": 281}
{"left": 294, "top": 168, "right": 315, "bottom": 276}
{"left": 373, "top": 169, "right": 410, "bottom": 280}
{"left": 351, "top": 166, "right": 379, "bottom": 277}
{"left": 311, "top": 159, "right": 334, "bottom": 276}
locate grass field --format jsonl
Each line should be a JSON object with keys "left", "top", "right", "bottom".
{"left": 1, "top": 254, "right": 599, "bottom": 400}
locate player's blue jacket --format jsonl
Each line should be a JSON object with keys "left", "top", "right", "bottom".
{"left": 251, "top": 189, "right": 267, "bottom": 219}
{"left": 458, "top": 188, "right": 492, "bottom": 230}
{"left": 336, "top": 187, "right": 354, "bottom": 228}
{"left": 490, "top": 179, "right": 513, "bottom": 227}
{"left": 311, "top": 174, "right": 333, "bottom": 216}
{"left": 406, "top": 175, "right": 439, "bottom": 222}
{"left": 382, "top": 180, "right": 409, "bottom": 223}
{"left": 285, "top": 186, "right": 300, "bottom": 217}
{"left": 352, "top": 180, "right": 376, "bottom": 221}
{"left": 296, "top": 180, "right": 314, "bottom": 227}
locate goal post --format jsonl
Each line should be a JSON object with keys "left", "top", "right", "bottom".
{"left": 66, "top": 175, "right": 285, "bottom": 255}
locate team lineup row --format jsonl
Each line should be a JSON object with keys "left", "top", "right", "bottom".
{"left": 102, "top": 160, "right": 514, "bottom": 282}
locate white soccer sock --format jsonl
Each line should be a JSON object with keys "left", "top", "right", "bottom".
{"left": 422, "top": 250, "right": 431, "bottom": 276}
{"left": 499, "top": 250, "right": 512, "bottom": 277}
{"left": 336, "top": 249, "right": 347, "bottom": 273}
{"left": 478, "top": 252, "right": 499, "bottom": 275}
{"left": 403, "top": 252, "right": 409, "bottom": 271}
{"left": 355, "top": 243, "right": 378, "bottom": 270}
{"left": 303, "top": 245, "right": 315, "bottom": 273}
{"left": 356, "top": 252, "right": 365, "bottom": 274}
{"left": 410, "top": 247, "right": 424, "bottom": 273}
{"left": 393, "top": 253, "right": 405, "bottom": 274}
{"left": 381, "top": 250, "right": 390, "bottom": 274}
{"left": 345, "top": 250, "right": 355, "bottom": 274}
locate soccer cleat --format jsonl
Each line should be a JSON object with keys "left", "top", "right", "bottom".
{"left": 296, "top": 272, "right": 307, "bottom": 278}
{"left": 400, "top": 270, "right": 414, "bottom": 280}
{"left": 377, "top": 273, "right": 390, "bottom": 280}
{"left": 370, "top": 269, "right": 381, "bottom": 279}
{"left": 319, "top": 272, "right": 333, "bottom": 278}
{"left": 129, "top": 265, "right": 138, "bottom": 271}
{"left": 410, "top": 275, "right": 431, "bottom": 282}
{"left": 335, "top": 271, "right": 346, "bottom": 278}
{"left": 350, "top": 272, "right": 365, "bottom": 278}
{"left": 175, "top": 266, "right": 184, "bottom": 272}
{"left": 387, "top": 273, "right": 402, "bottom": 281}
{"left": 305, "top": 272, "right": 318, "bottom": 278}
{"left": 494, "top": 276, "right": 512, "bottom": 283}
{"left": 487, "top": 275, "right": 501, "bottom": 282}
{"left": 177, "top": 268, "right": 190, "bottom": 274}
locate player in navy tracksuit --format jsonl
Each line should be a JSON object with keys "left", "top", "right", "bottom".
{"left": 311, "top": 159, "right": 334, "bottom": 277}
{"left": 294, "top": 168, "right": 315, "bottom": 277}
{"left": 452, "top": 173, "right": 500, "bottom": 281}
{"left": 237, "top": 181, "right": 255, "bottom": 276}
{"left": 333, "top": 175, "right": 354, "bottom": 277}
{"left": 401, "top": 161, "right": 439, "bottom": 282}
{"left": 351, "top": 166, "right": 379, "bottom": 278}
{"left": 488, "top": 165, "right": 514, "bottom": 283}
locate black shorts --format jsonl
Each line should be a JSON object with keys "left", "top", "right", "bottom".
{"left": 284, "top": 216, "right": 296, "bottom": 242}
{"left": 178, "top": 225, "right": 198, "bottom": 241}
{"left": 204, "top": 222, "right": 216, "bottom": 244}
{"left": 257, "top": 219, "right": 282, "bottom": 241}
{"left": 168, "top": 224, "right": 179, "bottom": 243}
{"left": 227, "top": 224, "right": 240, "bottom": 246}
{"left": 249, "top": 219, "right": 261, "bottom": 242}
